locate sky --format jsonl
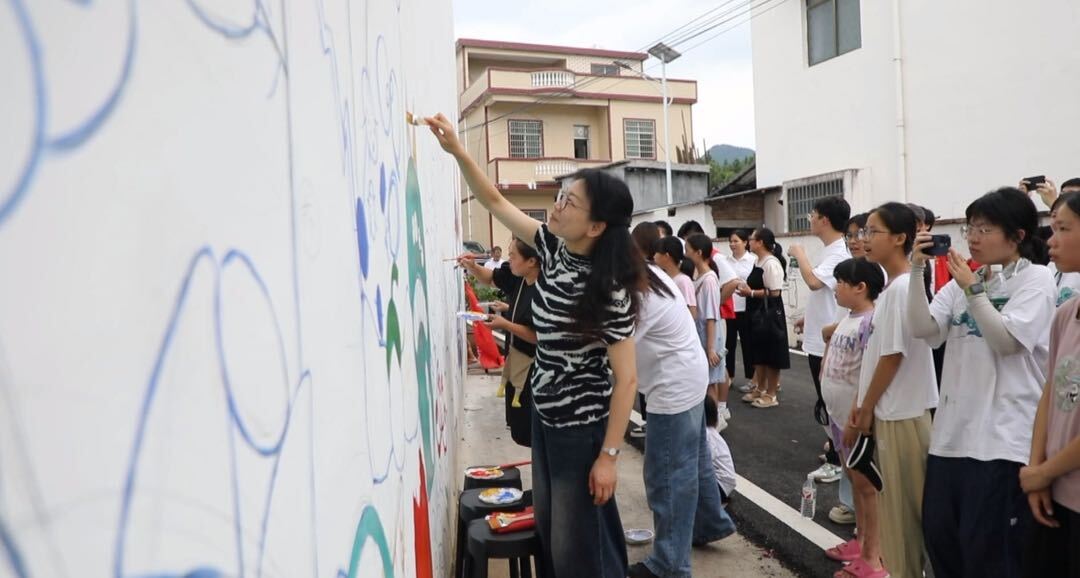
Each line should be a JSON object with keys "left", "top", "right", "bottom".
{"left": 452, "top": 0, "right": 759, "bottom": 151}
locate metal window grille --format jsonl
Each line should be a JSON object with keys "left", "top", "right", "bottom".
{"left": 509, "top": 120, "right": 542, "bottom": 158}
{"left": 787, "top": 178, "right": 843, "bottom": 232}
{"left": 625, "top": 120, "right": 655, "bottom": 159}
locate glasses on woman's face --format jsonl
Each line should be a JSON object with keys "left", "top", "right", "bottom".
{"left": 554, "top": 189, "right": 583, "bottom": 212}
{"left": 960, "top": 224, "right": 999, "bottom": 239}
{"left": 856, "top": 227, "right": 889, "bottom": 241}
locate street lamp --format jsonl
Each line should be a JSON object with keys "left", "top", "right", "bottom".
{"left": 647, "top": 42, "right": 682, "bottom": 207}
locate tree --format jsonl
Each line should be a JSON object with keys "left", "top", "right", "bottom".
{"left": 708, "top": 154, "right": 755, "bottom": 189}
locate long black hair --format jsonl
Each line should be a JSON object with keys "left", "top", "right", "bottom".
{"left": 966, "top": 186, "right": 1048, "bottom": 265}
{"left": 686, "top": 233, "right": 720, "bottom": 278}
{"left": 731, "top": 229, "right": 751, "bottom": 244}
{"left": 753, "top": 227, "right": 788, "bottom": 279}
{"left": 632, "top": 221, "right": 661, "bottom": 260}
{"left": 567, "top": 169, "right": 646, "bottom": 339}
{"left": 656, "top": 236, "right": 685, "bottom": 263}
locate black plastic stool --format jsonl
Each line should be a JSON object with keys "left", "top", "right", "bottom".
{"left": 462, "top": 466, "right": 523, "bottom": 492}
{"left": 466, "top": 517, "right": 543, "bottom": 578}
{"left": 454, "top": 489, "right": 531, "bottom": 578}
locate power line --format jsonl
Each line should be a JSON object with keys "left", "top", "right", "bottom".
{"left": 462, "top": 0, "right": 790, "bottom": 135}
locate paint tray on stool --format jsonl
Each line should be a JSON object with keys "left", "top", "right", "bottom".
{"left": 465, "top": 466, "right": 504, "bottom": 479}
{"left": 624, "top": 528, "right": 655, "bottom": 545}
{"left": 478, "top": 487, "right": 523, "bottom": 505}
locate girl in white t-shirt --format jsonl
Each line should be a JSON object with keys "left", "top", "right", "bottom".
{"left": 821, "top": 258, "right": 886, "bottom": 576}
{"left": 851, "top": 203, "right": 938, "bottom": 578}
{"left": 908, "top": 188, "right": 1056, "bottom": 577}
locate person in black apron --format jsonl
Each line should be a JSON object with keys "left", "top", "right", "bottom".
{"left": 460, "top": 238, "right": 540, "bottom": 446}
{"left": 739, "top": 227, "right": 790, "bottom": 409}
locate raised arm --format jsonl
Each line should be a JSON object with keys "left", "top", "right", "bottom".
{"left": 427, "top": 114, "right": 541, "bottom": 246}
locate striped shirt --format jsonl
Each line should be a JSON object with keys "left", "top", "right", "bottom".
{"left": 528, "top": 225, "right": 635, "bottom": 428}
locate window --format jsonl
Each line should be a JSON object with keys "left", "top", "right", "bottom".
{"left": 508, "top": 120, "right": 543, "bottom": 158}
{"left": 807, "top": 0, "right": 861, "bottom": 66}
{"left": 624, "top": 119, "right": 655, "bottom": 159}
{"left": 573, "top": 125, "right": 590, "bottom": 160}
{"left": 787, "top": 177, "right": 844, "bottom": 232}
{"left": 591, "top": 63, "right": 620, "bottom": 76}
{"left": 524, "top": 209, "right": 548, "bottom": 222}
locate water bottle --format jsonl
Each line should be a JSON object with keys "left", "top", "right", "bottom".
{"left": 800, "top": 474, "right": 817, "bottom": 518}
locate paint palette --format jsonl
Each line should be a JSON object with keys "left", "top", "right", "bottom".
{"left": 478, "top": 487, "right": 523, "bottom": 506}
{"left": 465, "top": 466, "right": 504, "bottom": 480}
{"left": 624, "top": 529, "right": 655, "bottom": 545}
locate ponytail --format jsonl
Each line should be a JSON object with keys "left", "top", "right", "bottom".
{"left": 686, "top": 233, "right": 719, "bottom": 278}
{"left": 753, "top": 227, "right": 787, "bottom": 280}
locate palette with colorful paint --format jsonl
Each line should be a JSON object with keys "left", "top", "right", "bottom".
{"left": 465, "top": 466, "right": 504, "bottom": 480}
{"left": 478, "top": 487, "right": 524, "bottom": 506}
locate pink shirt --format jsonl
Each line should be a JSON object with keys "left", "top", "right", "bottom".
{"left": 1046, "top": 297, "right": 1080, "bottom": 512}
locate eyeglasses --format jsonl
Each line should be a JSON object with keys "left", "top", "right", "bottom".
{"left": 960, "top": 224, "right": 998, "bottom": 239}
{"left": 856, "top": 228, "right": 889, "bottom": 241}
{"left": 844, "top": 233, "right": 861, "bottom": 241}
{"left": 554, "top": 190, "right": 583, "bottom": 212}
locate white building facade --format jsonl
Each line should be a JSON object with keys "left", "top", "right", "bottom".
{"left": 746, "top": 0, "right": 1080, "bottom": 329}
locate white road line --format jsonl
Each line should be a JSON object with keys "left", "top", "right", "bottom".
{"left": 627, "top": 409, "right": 844, "bottom": 552}
{"left": 732, "top": 474, "right": 845, "bottom": 551}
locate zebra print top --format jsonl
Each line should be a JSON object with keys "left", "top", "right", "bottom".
{"left": 528, "top": 225, "right": 635, "bottom": 428}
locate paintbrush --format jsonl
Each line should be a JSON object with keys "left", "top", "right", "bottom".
{"left": 405, "top": 112, "right": 428, "bottom": 126}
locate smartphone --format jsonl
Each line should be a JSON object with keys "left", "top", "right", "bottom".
{"left": 1024, "top": 175, "right": 1047, "bottom": 189}
{"left": 926, "top": 234, "right": 951, "bottom": 257}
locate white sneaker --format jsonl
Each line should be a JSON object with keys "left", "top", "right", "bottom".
{"left": 736, "top": 382, "right": 755, "bottom": 393}
{"left": 829, "top": 504, "right": 856, "bottom": 525}
{"left": 716, "top": 414, "right": 729, "bottom": 433}
{"left": 810, "top": 463, "right": 843, "bottom": 483}
{"left": 721, "top": 407, "right": 732, "bottom": 421}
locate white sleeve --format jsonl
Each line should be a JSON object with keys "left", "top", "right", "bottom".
{"left": 763, "top": 259, "right": 785, "bottom": 290}
{"left": 977, "top": 268, "right": 1057, "bottom": 355}
{"left": 713, "top": 254, "right": 738, "bottom": 286}
{"left": 876, "top": 286, "right": 908, "bottom": 356}
{"left": 814, "top": 250, "right": 846, "bottom": 291}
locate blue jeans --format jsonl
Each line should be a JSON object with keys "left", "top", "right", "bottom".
{"left": 643, "top": 403, "right": 736, "bottom": 578}
{"left": 531, "top": 411, "right": 628, "bottom": 578}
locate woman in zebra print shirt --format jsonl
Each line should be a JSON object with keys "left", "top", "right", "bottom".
{"left": 428, "top": 114, "right": 646, "bottom": 578}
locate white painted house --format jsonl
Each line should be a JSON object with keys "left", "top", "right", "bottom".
{"left": 742, "top": 0, "right": 1080, "bottom": 327}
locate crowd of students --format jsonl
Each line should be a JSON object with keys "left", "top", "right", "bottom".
{"left": 428, "top": 112, "right": 1080, "bottom": 578}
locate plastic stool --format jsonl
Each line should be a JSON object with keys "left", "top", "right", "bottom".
{"left": 454, "top": 489, "right": 531, "bottom": 578}
{"left": 465, "top": 517, "right": 543, "bottom": 578}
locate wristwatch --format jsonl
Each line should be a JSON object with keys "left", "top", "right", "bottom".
{"left": 600, "top": 447, "right": 620, "bottom": 458}
{"left": 964, "top": 282, "right": 986, "bottom": 297}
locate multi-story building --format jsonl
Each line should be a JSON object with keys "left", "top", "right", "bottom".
{"left": 456, "top": 38, "right": 698, "bottom": 247}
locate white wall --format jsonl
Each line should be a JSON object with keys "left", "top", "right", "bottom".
{"left": 752, "top": 0, "right": 1080, "bottom": 220}
{"left": 0, "top": 2, "right": 461, "bottom": 577}
{"left": 632, "top": 203, "right": 716, "bottom": 237}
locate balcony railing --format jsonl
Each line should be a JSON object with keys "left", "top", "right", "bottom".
{"left": 531, "top": 70, "right": 575, "bottom": 88}
{"left": 535, "top": 159, "right": 580, "bottom": 176}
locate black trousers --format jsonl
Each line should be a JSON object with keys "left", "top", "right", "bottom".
{"left": 725, "top": 313, "right": 753, "bottom": 380}
{"left": 808, "top": 354, "right": 840, "bottom": 465}
{"left": 923, "top": 456, "right": 1031, "bottom": 578}
{"left": 1025, "top": 500, "right": 1080, "bottom": 577}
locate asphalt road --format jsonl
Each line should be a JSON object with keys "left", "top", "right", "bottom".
{"left": 628, "top": 345, "right": 853, "bottom": 578}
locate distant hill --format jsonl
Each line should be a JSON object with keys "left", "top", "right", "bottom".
{"left": 708, "top": 144, "right": 755, "bottom": 164}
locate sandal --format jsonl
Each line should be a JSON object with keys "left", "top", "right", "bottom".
{"left": 834, "top": 559, "right": 889, "bottom": 578}
{"left": 751, "top": 394, "right": 779, "bottom": 408}
{"left": 741, "top": 389, "right": 764, "bottom": 403}
{"left": 825, "top": 538, "right": 861, "bottom": 562}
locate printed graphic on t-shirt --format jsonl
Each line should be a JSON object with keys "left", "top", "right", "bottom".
{"left": 1054, "top": 356, "right": 1080, "bottom": 413}
{"left": 823, "top": 315, "right": 873, "bottom": 386}
{"left": 948, "top": 297, "right": 1010, "bottom": 338}
{"left": 1058, "top": 287, "right": 1077, "bottom": 307}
